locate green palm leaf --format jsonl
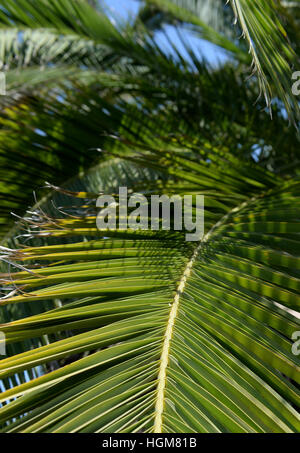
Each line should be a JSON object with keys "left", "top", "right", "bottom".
{"left": 0, "top": 0, "right": 299, "bottom": 434}
{"left": 0, "top": 140, "right": 299, "bottom": 433}
{"left": 0, "top": 0, "right": 298, "bottom": 121}
{"left": 229, "top": 0, "right": 299, "bottom": 123}
{"left": 144, "top": 0, "right": 299, "bottom": 123}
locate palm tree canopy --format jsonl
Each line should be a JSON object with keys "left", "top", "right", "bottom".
{"left": 0, "top": 0, "right": 299, "bottom": 433}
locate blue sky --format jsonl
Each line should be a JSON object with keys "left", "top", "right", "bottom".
{"left": 102, "top": 0, "right": 229, "bottom": 66}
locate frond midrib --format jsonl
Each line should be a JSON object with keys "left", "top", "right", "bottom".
{"left": 153, "top": 242, "right": 201, "bottom": 433}
{"left": 153, "top": 194, "right": 258, "bottom": 433}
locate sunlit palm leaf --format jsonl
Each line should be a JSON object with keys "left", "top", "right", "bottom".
{"left": 229, "top": 0, "right": 299, "bottom": 123}
{"left": 0, "top": 140, "right": 299, "bottom": 433}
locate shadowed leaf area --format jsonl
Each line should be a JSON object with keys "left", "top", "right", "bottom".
{"left": 0, "top": 0, "right": 299, "bottom": 433}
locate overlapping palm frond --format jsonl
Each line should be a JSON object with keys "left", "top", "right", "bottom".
{"left": 0, "top": 48, "right": 299, "bottom": 239}
{"left": 0, "top": 0, "right": 297, "bottom": 241}
{"left": 138, "top": 0, "right": 248, "bottom": 60}
{"left": 0, "top": 0, "right": 298, "bottom": 121}
{"left": 138, "top": 0, "right": 300, "bottom": 122}
{"left": 0, "top": 0, "right": 299, "bottom": 435}
{"left": 0, "top": 154, "right": 164, "bottom": 392}
{"left": 0, "top": 136, "right": 299, "bottom": 433}
{"left": 228, "top": 0, "right": 299, "bottom": 124}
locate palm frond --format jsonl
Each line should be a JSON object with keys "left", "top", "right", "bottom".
{"left": 0, "top": 0, "right": 298, "bottom": 123}
{"left": 140, "top": 0, "right": 248, "bottom": 61}
{"left": 0, "top": 139, "right": 299, "bottom": 433}
{"left": 144, "top": 0, "right": 299, "bottom": 123}
{"left": 229, "top": 0, "right": 299, "bottom": 124}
